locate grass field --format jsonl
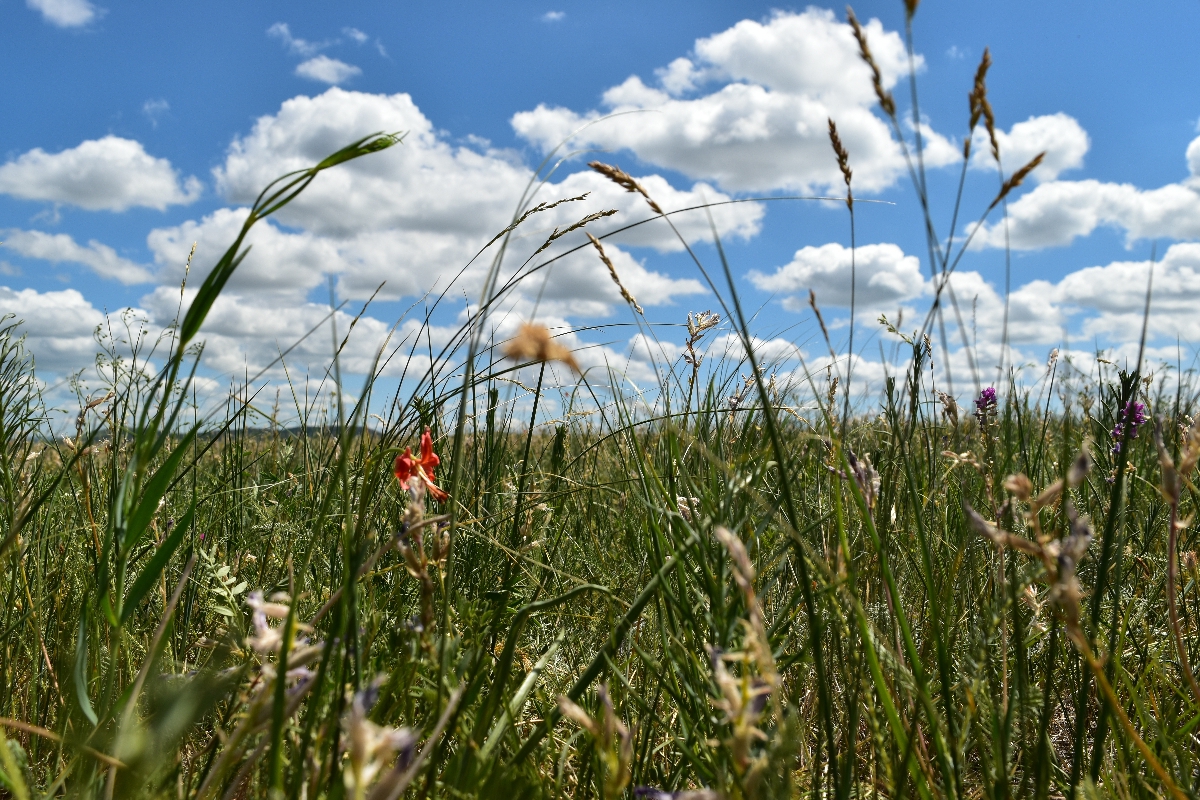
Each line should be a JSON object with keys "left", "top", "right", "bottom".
{"left": 2, "top": 7, "right": 1200, "bottom": 799}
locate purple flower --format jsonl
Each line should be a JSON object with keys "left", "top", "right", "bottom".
{"left": 1111, "top": 400, "right": 1148, "bottom": 454}
{"left": 974, "top": 387, "right": 998, "bottom": 425}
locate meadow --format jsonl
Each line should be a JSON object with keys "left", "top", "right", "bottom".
{"left": 1, "top": 5, "right": 1199, "bottom": 798}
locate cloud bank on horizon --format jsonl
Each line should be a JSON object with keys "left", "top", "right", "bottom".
{"left": 2, "top": 6, "right": 1199, "bottom": 404}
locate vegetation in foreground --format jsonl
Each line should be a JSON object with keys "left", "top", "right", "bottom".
{"left": 1, "top": 5, "right": 1199, "bottom": 798}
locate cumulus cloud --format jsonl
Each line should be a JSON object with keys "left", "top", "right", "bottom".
{"left": 971, "top": 113, "right": 1089, "bottom": 182}
{"left": 748, "top": 240, "right": 1200, "bottom": 368}
{"left": 267, "top": 22, "right": 325, "bottom": 57}
{"left": 511, "top": 8, "right": 957, "bottom": 193}
{"left": 749, "top": 242, "right": 926, "bottom": 309}
{"left": 0, "top": 285, "right": 115, "bottom": 374}
{"left": 137, "top": 285, "right": 431, "bottom": 377}
{"left": 3, "top": 229, "right": 154, "bottom": 283}
{"left": 972, "top": 134, "right": 1200, "bottom": 249}
{"left": 1050, "top": 243, "right": 1200, "bottom": 342}
{"left": 26, "top": 0, "right": 99, "bottom": 28}
{"left": 204, "top": 87, "right": 755, "bottom": 306}
{"left": 295, "top": 56, "right": 362, "bottom": 85}
{"left": 147, "top": 208, "right": 348, "bottom": 299}
{"left": 810, "top": 243, "right": 1200, "bottom": 362}
{"left": 522, "top": 241, "right": 706, "bottom": 318}
{"left": 0, "top": 136, "right": 202, "bottom": 211}
{"left": 142, "top": 98, "right": 170, "bottom": 128}
{"left": 0, "top": 86, "right": 737, "bottom": 395}
{"left": 541, "top": 11, "right": 565, "bottom": 22}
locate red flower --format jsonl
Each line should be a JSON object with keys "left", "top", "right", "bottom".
{"left": 394, "top": 427, "right": 448, "bottom": 502}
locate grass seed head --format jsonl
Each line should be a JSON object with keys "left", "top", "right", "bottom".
{"left": 827, "top": 118, "right": 853, "bottom": 210}
{"left": 588, "top": 160, "right": 664, "bottom": 215}
{"left": 502, "top": 322, "right": 581, "bottom": 373}
{"left": 990, "top": 151, "right": 1045, "bottom": 210}
{"left": 846, "top": 7, "right": 896, "bottom": 117}
{"left": 968, "top": 48, "right": 996, "bottom": 159}
{"left": 587, "top": 232, "right": 644, "bottom": 315}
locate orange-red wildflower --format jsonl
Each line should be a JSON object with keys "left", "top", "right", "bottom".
{"left": 394, "top": 427, "right": 448, "bottom": 502}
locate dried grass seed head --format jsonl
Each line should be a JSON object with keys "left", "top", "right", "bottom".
{"left": 846, "top": 7, "right": 896, "bottom": 117}
{"left": 586, "top": 232, "right": 644, "bottom": 315}
{"left": 687, "top": 310, "right": 720, "bottom": 339}
{"left": 937, "top": 391, "right": 960, "bottom": 427}
{"left": 847, "top": 449, "right": 880, "bottom": 510}
{"left": 533, "top": 207, "right": 619, "bottom": 256}
{"left": 1003, "top": 473, "right": 1033, "bottom": 502}
{"left": 502, "top": 322, "right": 581, "bottom": 373}
{"left": 968, "top": 48, "right": 996, "bottom": 159}
{"left": 827, "top": 118, "right": 853, "bottom": 209}
{"left": 588, "top": 160, "right": 664, "bottom": 215}
{"left": 990, "top": 151, "right": 1045, "bottom": 210}
{"left": 1154, "top": 420, "right": 1181, "bottom": 504}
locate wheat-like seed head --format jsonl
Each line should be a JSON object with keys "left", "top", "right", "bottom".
{"left": 846, "top": 7, "right": 896, "bottom": 117}
{"left": 586, "top": 232, "right": 644, "bottom": 315}
{"left": 989, "top": 151, "right": 1045, "bottom": 210}
{"left": 827, "top": 118, "right": 853, "bottom": 210}
{"left": 587, "top": 160, "right": 665, "bottom": 215}
{"left": 966, "top": 48, "right": 994, "bottom": 159}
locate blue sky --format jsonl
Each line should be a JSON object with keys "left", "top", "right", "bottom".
{"left": 2, "top": 0, "right": 1200, "bottom": 409}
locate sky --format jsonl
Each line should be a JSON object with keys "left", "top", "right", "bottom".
{"left": 2, "top": 0, "right": 1200, "bottom": 415}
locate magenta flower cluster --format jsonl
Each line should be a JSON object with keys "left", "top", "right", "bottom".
{"left": 1111, "top": 400, "right": 1147, "bottom": 454}
{"left": 974, "top": 386, "right": 997, "bottom": 424}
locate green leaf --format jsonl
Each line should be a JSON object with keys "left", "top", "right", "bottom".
{"left": 120, "top": 502, "right": 195, "bottom": 626}
{"left": 74, "top": 608, "right": 97, "bottom": 726}
{"left": 122, "top": 426, "right": 198, "bottom": 553}
{"left": 175, "top": 133, "right": 400, "bottom": 355}
{"left": 99, "top": 594, "right": 119, "bottom": 628}
{"left": 213, "top": 606, "right": 235, "bottom": 618}
{"left": 0, "top": 731, "right": 29, "bottom": 800}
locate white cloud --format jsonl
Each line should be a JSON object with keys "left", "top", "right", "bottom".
{"left": 0, "top": 285, "right": 125, "bottom": 376}
{"left": 17, "top": 86, "right": 733, "bottom": 394}
{"left": 1188, "top": 136, "right": 1200, "bottom": 182}
{"left": 541, "top": 11, "right": 565, "bottom": 22}
{"left": 137, "top": 285, "right": 427, "bottom": 377}
{"left": 205, "top": 88, "right": 756, "bottom": 306}
{"left": 706, "top": 332, "right": 807, "bottom": 365}
{"left": 749, "top": 242, "right": 926, "bottom": 309}
{"left": 267, "top": 22, "right": 325, "bottom": 57}
{"left": 0, "top": 136, "right": 201, "bottom": 211}
{"left": 745, "top": 238, "right": 1200, "bottom": 360}
{"left": 523, "top": 241, "right": 706, "bottom": 318}
{"left": 972, "top": 134, "right": 1200, "bottom": 250}
{"left": 921, "top": 245, "right": 1200, "bottom": 357}
{"left": 1051, "top": 243, "right": 1200, "bottom": 342}
{"left": 142, "top": 98, "right": 170, "bottom": 127}
{"left": 3, "top": 229, "right": 154, "bottom": 283}
{"left": 147, "top": 208, "right": 348, "bottom": 299}
{"left": 511, "top": 8, "right": 956, "bottom": 194}
{"left": 971, "top": 113, "right": 1089, "bottom": 182}
{"left": 26, "top": 0, "right": 99, "bottom": 27}
{"left": 295, "top": 56, "right": 362, "bottom": 85}
{"left": 343, "top": 27, "right": 368, "bottom": 43}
